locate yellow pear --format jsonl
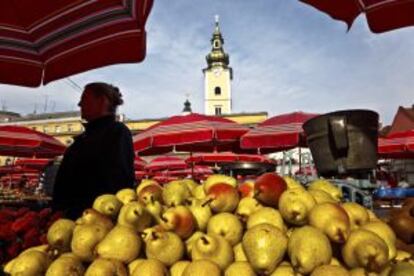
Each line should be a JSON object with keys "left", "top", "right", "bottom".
{"left": 131, "top": 259, "right": 168, "bottom": 276}
{"left": 96, "top": 225, "right": 142, "bottom": 264}
{"left": 136, "top": 179, "right": 160, "bottom": 194}
{"left": 247, "top": 207, "right": 286, "bottom": 232}
{"left": 128, "top": 259, "right": 145, "bottom": 275}
{"left": 145, "top": 230, "right": 184, "bottom": 266}
{"left": 117, "top": 201, "right": 152, "bottom": 232}
{"left": 236, "top": 197, "right": 263, "bottom": 222}
{"left": 191, "top": 233, "right": 234, "bottom": 270}
{"left": 138, "top": 184, "right": 163, "bottom": 205}
{"left": 170, "top": 261, "right": 191, "bottom": 276}
{"left": 278, "top": 188, "right": 316, "bottom": 225}
{"left": 207, "top": 212, "right": 243, "bottom": 246}
{"left": 308, "top": 189, "right": 337, "bottom": 204}
{"left": 204, "top": 174, "right": 237, "bottom": 192}
{"left": 225, "top": 261, "right": 256, "bottom": 276}
{"left": 342, "top": 202, "right": 369, "bottom": 229}
{"left": 366, "top": 209, "right": 381, "bottom": 222}
{"left": 162, "top": 180, "right": 192, "bottom": 207}
{"left": 394, "top": 250, "right": 412, "bottom": 262}
{"left": 180, "top": 178, "right": 198, "bottom": 194}
{"left": 93, "top": 194, "right": 123, "bottom": 218}
{"left": 188, "top": 198, "right": 212, "bottom": 231}
{"left": 288, "top": 226, "right": 332, "bottom": 274}
{"left": 361, "top": 221, "right": 397, "bottom": 261}
{"left": 270, "top": 262, "right": 300, "bottom": 276}
{"left": 242, "top": 223, "right": 288, "bottom": 275}
{"left": 71, "top": 223, "right": 109, "bottom": 262}
{"left": 116, "top": 188, "right": 137, "bottom": 204}
{"left": 9, "top": 250, "right": 51, "bottom": 276}
{"left": 330, "top": 257, "right": 344, "bottom": 267}
{"left": 233, "top": 242, "right": 248, "bottom": 262}
{"left": 5, "top": 246, "right": 52, "bottom": 274}
{"left": 349, "top": 268, "right": 367, "bottom": 276}
{"left": 160, "top": 205, "right": 195, "bottom": 239}
{"left": 310, "top": 265, "right": 350, "bottom": 276}
{"left": 192, "top": 184, "right": 207, "bottom": 200}
{"left": 46, "top": 254, "right": 84, "bottom": 276}
{"left": 182, "top": 260, "right": 221, "bottom": 276}
{"left": 75, "top": 208, "right": 114, "bottom": 232}
{"left": 145, "top": 199, "right": 164, "bottom": 223}
{"left": 389, "top": 262, "right": 414, "bottom": 276}
{"left": 84, "top": 258, "right": 127, "bottom": 276}
{"left": 308, "top": 179, "right": 342, "bottom": 202}
{"left": 185, "top": 231, "right": 204, "bottom": 256}
{"left": 3, "top": 258, "right": 16, "bottom": 275}
{"left": 342, "top": 228, "right": 389, "bottom": 272}
{"left": 308, "top": 202, "right": 351, "bottom": 243}
{"left": 284, "top": 176, "right": 305, "bottom": 190}
{"left": 47, "top": 218, "right": 76, "bottom": 253}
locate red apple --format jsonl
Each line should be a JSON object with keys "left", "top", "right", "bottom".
{"left": 205, "top": 183, "right": 240, "bottom": 213}
{"left": 254, "top": 172, "right": 287, "bottom": 207}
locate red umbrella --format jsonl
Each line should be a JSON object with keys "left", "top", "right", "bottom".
{"left": 0, "top": 0, "right": 153, "bottom": 87}
{"left": 378, "top": 130, "right": 414, "bottom": 158}
{"left": 186, "top": 152, "right": 269, "bottom": 165}
{"left": 0, "top": 165, "right": 38, "bottom": 175}
{"left": 133, "top": 113, "right": 250, "bottom": 156}
{"left": 145, "top": 156, "right": 187, "bottom": 172}
{"left": 300, "top": 0, "right": 414, "bottom": 33}
{"left": 134, "top": 156, "right": 147, "bottom": 170}
{"left": 135, "top": 170, "right": 147, "bottom": 180}
{"left": 15, "top": 158, "right": 52, "bottom": 170}
{"left": 240, "top": 112, "right": 318, "bottom": 153}
{"left": 159, "top": 166, "right": 213, "bottom": 177}
{"left": 0, "top": 125, "right": 66, "bottom": 157}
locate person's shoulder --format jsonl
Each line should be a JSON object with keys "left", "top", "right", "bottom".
{"left": 110, "top": 121, "right": 132, "bottom": 135}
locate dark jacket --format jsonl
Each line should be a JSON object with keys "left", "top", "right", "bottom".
{"left": 52, "top": 115, "right": 135, "bottom": 219}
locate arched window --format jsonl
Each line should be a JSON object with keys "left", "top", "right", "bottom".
{"left": 214, "top": 87, "right": 221, "bottom": 95}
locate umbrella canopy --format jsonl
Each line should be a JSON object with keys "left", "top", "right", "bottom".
{"left": 135, "top": 170, "right": 147, "bottom": 180}
{"left": 378, "top": 130, "right": 414, "bottom": 158}
{"left": 0, "top": 0, "right": 153, "bottom": 87}
{"left": 0, "top": 125, "right": 66, "bottom": 157}
{"left": 133, "top": 113, "right": 250, "bottom": 156}
{"left": 15, "top": 158, "right": 52, "bottom": 170}
{"left": 186, "top": 152, "right": 269, "bottom": 165}
{"left": 156, "top": 166, "right": 213, "bottom": 178}
{"left": 300, "top": 0, "right": 414, "bottom": 33}
{"left": 240, "top": 112, "right": 318, "bottom": 153}
{"left": 134, "top": 156, "right": 147, "bottom": 170}
{"left": 145, "top": 156, "right": 187, "bottom": 172}
{"left": 0, "top": 165, "right": 38, "bottom": 175}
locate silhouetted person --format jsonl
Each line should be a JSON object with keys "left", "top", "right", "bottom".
{"left": 52, "top": 82, "right": 135, "bottom": 219}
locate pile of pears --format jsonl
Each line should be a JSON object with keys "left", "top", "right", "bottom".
{"left": 4, "top": 172, "right": 414, "bottom": 275}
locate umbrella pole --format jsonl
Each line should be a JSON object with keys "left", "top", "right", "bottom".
{"left": 190, "top": 152, "right": 195, "bottom": 179}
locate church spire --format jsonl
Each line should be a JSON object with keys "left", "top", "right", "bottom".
{"left": 205, "top": 15, "right": 230, "bottom": 69}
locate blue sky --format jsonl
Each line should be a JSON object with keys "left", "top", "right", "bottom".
{"left": 0, "top": 0, "right": 413, "bottom": 125}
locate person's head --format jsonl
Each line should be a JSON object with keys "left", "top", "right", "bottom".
{"left": 78, "top": 82, "right": 124, "bottom": 122}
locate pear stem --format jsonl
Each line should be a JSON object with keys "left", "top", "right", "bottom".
{"left": 200, "top": 236, "right": 210, "bottom": 245}
{"left": 201, "top": 198, "right": 213, "bottom": 207}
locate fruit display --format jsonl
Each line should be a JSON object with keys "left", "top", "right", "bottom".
{"left": 0, "top": 207, "right": 62, "bottom": 264}
{"left": 3, "top": 173, "right": 414, "bottom": 275}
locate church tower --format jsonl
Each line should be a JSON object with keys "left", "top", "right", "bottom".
{"left": 203, "top": 15, "right": 233, "bottom": 116}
